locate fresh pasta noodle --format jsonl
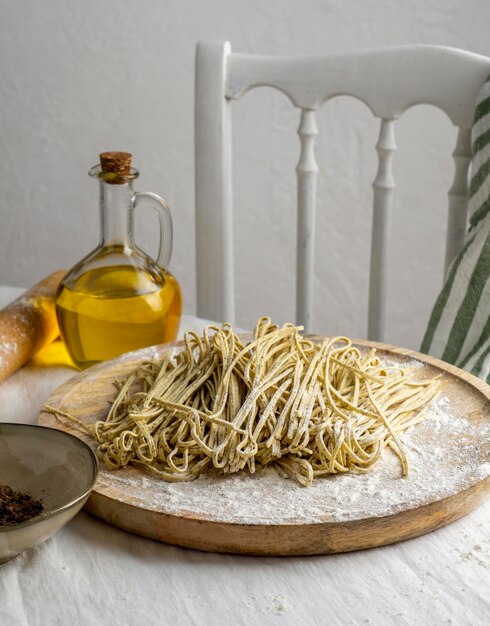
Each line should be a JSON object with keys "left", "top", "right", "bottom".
{"left": 48, "top": 318, "right": 439, "bottom": 486}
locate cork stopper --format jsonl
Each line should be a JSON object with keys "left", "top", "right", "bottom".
{"left": 100, "top": 152, "right": 132, "bottom": 176}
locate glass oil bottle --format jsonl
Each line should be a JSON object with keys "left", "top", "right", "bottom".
{"left": 56, "top": 152, "right": 182, "bottom": 369}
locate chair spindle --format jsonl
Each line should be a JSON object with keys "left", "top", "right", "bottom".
{"left": 446, "top": 127, "right": 471, "bottom": 274}
{"left": 368, "top": 118, "right": 397, "bottom": 341}
{"left": 296, "top": 109, "right": 319, "bottom": 333}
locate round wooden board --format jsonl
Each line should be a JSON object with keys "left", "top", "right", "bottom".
{"left": 38, "top": 338, "right": 490, "bottom": 556}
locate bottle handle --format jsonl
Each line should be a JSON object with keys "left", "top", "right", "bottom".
{"left": 131, "top": 191, "right": 173, "bottom": 268}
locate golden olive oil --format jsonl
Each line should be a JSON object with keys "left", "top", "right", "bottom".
{"left": 56, "top": 264, "right": 182, "bottom": 369}
{"left": 57, "top": 152, "right": 183, "bottom": 367}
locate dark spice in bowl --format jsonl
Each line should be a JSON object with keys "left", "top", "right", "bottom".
{"left": 0, "top": 484, "right": 44, "bottom": 527}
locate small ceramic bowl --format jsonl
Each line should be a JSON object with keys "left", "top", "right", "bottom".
{"left": 0, "top": 423, "right": 98, "bottom": 564}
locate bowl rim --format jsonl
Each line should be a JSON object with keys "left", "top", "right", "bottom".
{"left": 0, "top": 422, "right": 98, "bottom": 533}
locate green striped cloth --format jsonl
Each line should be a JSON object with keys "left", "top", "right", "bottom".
{"left": 421, "top": 76, "right": 490, "bottom": 383}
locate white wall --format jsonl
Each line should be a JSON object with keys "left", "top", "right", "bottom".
{"left": 1, "top": 0, "right": 489, "bottom": 349}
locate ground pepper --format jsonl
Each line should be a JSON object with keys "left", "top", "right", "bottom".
{"left": 0, "top": 484, "right": 43, "bottom": 527}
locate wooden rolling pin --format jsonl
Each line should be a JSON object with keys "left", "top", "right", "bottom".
{"left": 0, "top": 270, "right": 66, "bottom": 382}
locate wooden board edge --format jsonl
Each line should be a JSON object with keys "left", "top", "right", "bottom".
{"left": 82, "top": 475, "right": 490, "bottom": 556}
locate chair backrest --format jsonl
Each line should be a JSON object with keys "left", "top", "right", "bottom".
{"left": 195, "top": 41, "right": 490, "bottom": 340}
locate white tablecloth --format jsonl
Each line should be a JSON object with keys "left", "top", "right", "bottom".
{"left": 0, "top": 286, "right": 489, "bottom": 626}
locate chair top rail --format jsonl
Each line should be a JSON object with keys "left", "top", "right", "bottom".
{"left": 225, "top": 45, "right": 490, "bottom": 127}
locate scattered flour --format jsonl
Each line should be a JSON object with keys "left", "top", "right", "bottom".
{"left": 96, "top": 393, "right": 490, "bottom": 525}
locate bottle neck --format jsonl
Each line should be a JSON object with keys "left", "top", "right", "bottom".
{"left": 99, "top": 180, "right": 134, "bottom": 250}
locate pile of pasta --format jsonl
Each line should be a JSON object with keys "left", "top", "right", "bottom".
{"left": 60, "top": 318, "right": 439, "bottom": 486}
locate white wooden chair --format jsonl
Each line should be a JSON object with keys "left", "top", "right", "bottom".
{"left": 195, "top": 42, "right": 490, "bottom": 340}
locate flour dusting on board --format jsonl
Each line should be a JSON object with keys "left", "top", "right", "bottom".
{"left": 96, "top": 394, "right": 490, "bottom": 525}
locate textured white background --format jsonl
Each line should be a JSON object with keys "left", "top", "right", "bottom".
{"left": 1, "top": 0, "right": 489, "bottom": 349}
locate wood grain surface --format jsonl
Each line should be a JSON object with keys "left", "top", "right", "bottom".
{"left": 38, "top": 338, "right": 490, "bottom": 556}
